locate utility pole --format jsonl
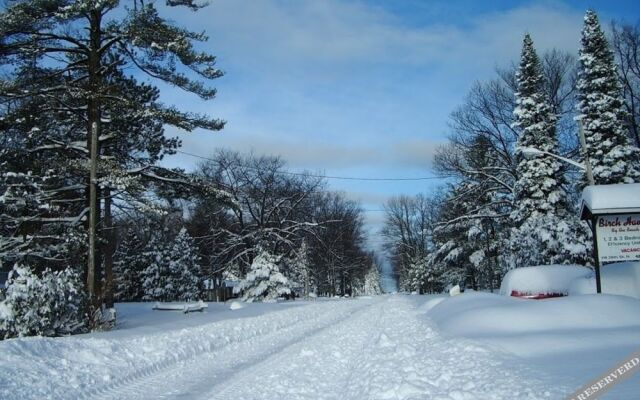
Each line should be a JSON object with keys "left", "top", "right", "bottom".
{"left": 577, "top": 119, "right": 596, "bottom": 186}
{"left": 88, "top": 121, "right": 98, "bottom": 298}
{"left": 87, "top": 8, "right": 102, "bottom": 302}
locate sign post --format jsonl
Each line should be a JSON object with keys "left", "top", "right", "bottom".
{"left": 591, "top": 216, "right": 602, "bottom": 293}
{"left": 581, "top": 184, "right": 640, "bottom": 294}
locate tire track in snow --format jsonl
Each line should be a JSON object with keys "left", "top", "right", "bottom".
{"left": 202, "top": 296, "right": 569, "bottom": 400}
{"left": 203, "top": 295, "right": 391, "bottom": 400}
{"left": 86, "top": 298, "right": 380, "bottom": 400}
{"left": 344, "top": 296, "right": 568, "bottom": 400}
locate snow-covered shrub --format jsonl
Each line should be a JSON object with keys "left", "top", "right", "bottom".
{"left": 0, "top": 265, "right": 87, "bottom": 339}
{"left": 234, "top": 250, "right": 291, "bottom": 302}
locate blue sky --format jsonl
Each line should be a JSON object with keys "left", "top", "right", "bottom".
{"left": 158, "top": 0, "right": 640, "bottom": 250}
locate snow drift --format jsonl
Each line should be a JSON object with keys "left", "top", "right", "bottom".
{"left": 569, "top": 261, "right": 640, "bottom": 299}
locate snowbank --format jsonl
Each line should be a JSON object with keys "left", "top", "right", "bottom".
{"left": 0, "top": 299, "right": 373, "bottom": 399}
{"left": 569, "top": 261, "right": 640, "bottom": 299}
{"left": 499, "top": 265, "right": 592, "bottom": 296}
{"left": 427, "top": 292, "right": 640, "bottom": 359}
{"left": 229, "top": 300, "right": 244, "bottom": 310}
{"left": 429, "top": 292, "right": 640, "bottom": 336}
{"left": 424, "top": 291, "right": 640, "bottom": 399}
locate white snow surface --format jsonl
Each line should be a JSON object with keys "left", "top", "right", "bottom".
{"left": 428, "top": 292, "right": 640, "bottom": 399}
{"left": 499, "top": 264, "right": 592, "bottom": 295}
{"left": 581, "top": 183, "right": 640, "bottom": 214}
{"left": 569, "top": 261, "right": 640, "bottom": 298}
{"left": 1, "top": 296, "right": 567, "bottom": 400}
{"left": 2, "top": 295, "right": 640, "bottom": 399}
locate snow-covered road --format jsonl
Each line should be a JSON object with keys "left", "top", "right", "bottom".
{"left": 1, "top": 296, "right": 567, "bottom": 399}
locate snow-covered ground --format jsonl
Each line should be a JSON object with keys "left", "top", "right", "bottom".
{"left": 1, "top": 294, "right": 639, "bottom": 399}
{"left": 427, "top": 292, "right": 640, "bottom": 399}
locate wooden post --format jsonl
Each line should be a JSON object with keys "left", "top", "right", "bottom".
{"left": 104, "top": 188, "right": 115, "bottom": 308}
{"left": 86, "top": 8, "right": 102, "bottom": 303}
{"left": 87, "top": 121, "right": 98, "bottom": 298}
{"left": 591, "top": 216, "right": 602, "bottom": 294}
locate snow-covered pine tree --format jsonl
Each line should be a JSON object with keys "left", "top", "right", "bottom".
{"left": 512, "top": 34, "right": 567, "bottom": 223}
{"left": 0, "top": 72, "right": 87, "bottom": 272}
{"left": 429, "top": 179, "right": 502, "bottom": 291}
{"left": 234, "top": 249, "right": 291, "bottom": 302}
{"left": 113, "top": 228, "right": 146, "bottom": 302}
{"left": 406, "top": 256, "right": 427, "bottom": 294}
{"left": 0, "top": 0, "right": 227, "bottom": 303}
{"left": 287, "top": 240, "right": 312, "bottom": 298}
{"left": 508, "top": 34, "right": 592, "bottom": 270}
{"left": 140, "top": 230, "right": 171, "bottom": 302}
{"left": 166, "top": 228, "right": 202, "bottom": 301}
{"left": 429, "top": 204, "right": 468, "bottom": 289}
{"left": 362, "top": 262, "right": 383, "bottom": 295}
{"left": 577, "top": 10, "right": 640, "bottom": 184}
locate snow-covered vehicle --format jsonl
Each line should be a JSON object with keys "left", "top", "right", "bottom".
{"left": 500, "top": 265, "right": 592, "bottom": 299}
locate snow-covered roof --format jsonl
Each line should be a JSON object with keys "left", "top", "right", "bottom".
{"left": 581, "top": 183, "right": 640, "bottom": 220}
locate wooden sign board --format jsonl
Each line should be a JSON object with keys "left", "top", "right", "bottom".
{"left": 595, "top": 214, "right": 640, "bottom": 263}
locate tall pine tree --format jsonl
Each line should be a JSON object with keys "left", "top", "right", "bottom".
{"left": 0, "top": 0, "right": 227, "bottom": 304}
{"left": 508, "top": 34, "right": 591, "bottom": 270}
{"left": 577, "top": 10, "right": 640, "bottom": 184}
{"left": 512, "top": 34, "right": 566, "bottom": 223}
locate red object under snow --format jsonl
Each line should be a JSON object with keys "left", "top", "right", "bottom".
{"left": 510, "top": 290, "right": 565, "bottom": 300}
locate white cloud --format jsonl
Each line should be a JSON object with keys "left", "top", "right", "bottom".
{"left": 158, "top": 1, "right": 586, "bottom": 190}
{"left": 169, "top": 128, "right": 443, "bottom": 170}
{"left": 185, "top": 1, "right": 581, "bottom": 71}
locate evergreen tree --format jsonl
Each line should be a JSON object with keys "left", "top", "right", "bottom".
{"left": 362, "top": 262, "right": 383, "bottom": 295}
{"left": 288, "top": 241, "right": 312, "bottom": 297}
{"left": 429, "top": 179, "right": 502, "bottom": 291}
{"left": 577, "top": 10, "right": 640, "bottom": 184}
{"left": 113, "top": 228, "right": 146, "bottom": 302}
{"left": 511, "top": 34, "right": 567, "bottom": 223}
{"left": 429, "top": 184, "right": 479, "bottom": 290}
{"left": 406, "top": 256, "right": 429, "bottom": 294}
{"left": 234, "top": 249, "right": 291, "bottom": 302}
{"left": 166, "top": 228, "right": 202, "bottom": 301}
{"left": 508, "top": 34, "right": 591, "bottom": 270}
{"left": 141, "top": 230, "right": 170, "bottom": 302}
{"left": 140, "top": 227, "right": 202, "bottom": 302}
{"left": 0, "top": 0, "right": 226, "bottom": 303}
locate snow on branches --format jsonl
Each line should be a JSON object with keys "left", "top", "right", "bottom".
{"left": 234, "top": 249, "right": 291, "bottom": 303}
{"left": 0, "top": 265, "right": 87, "bottom": 339}
{"left": 577, "top": 10, "right": 640, "bottom": 184}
